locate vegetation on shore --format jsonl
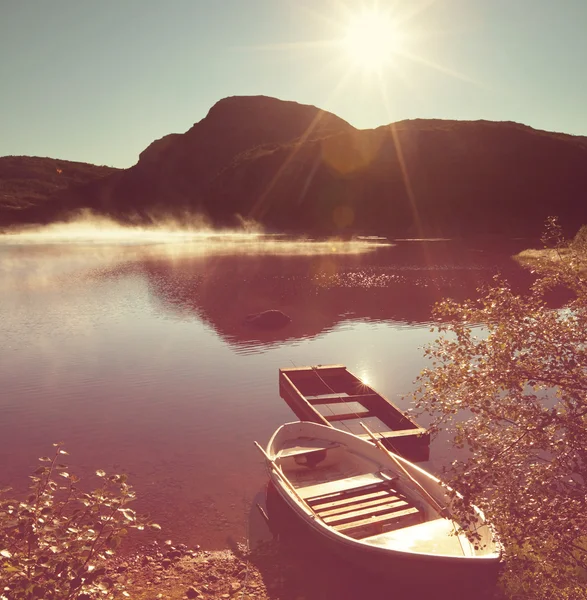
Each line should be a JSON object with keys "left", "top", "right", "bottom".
{"left": 515, "top": 224, "right": 587, "bottom": 274}
{"left": 0, "top": 156, "right": 117, "bottom": 228}
{"left": 0, "top": 454, "right": 400, "bottom": 600}
{"left": 0, "top": 444, "right": 158, "bottom": 599}
{"left": 414, "top": 218, "right": 587, "bottom": 599}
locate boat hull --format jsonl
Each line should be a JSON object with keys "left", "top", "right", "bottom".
{"left": 262, "top": 421, "right": 501, "bottom": 597}
{"left": 267, "top": 480, "right": 500, "bottom": 597}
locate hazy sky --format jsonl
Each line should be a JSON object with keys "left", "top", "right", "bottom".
{"left": 2, "top": 0, "right": 586, "bottom": 167}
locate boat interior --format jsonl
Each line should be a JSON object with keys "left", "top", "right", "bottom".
{"left": 282, "top": 366, "right": 418, "bottom": 437}
{"left": 275, "top": 436, "right": 498, "bottom": 558}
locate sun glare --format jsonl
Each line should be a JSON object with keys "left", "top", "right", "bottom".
{"left": 343, "top": 9, "right": 401, "bottom": 71}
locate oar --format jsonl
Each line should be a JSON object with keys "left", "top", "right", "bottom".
{"left": 360, "top": 422, "right": 467, "bottom": 556}
{"left": 253, "top": 441, "right": 319, "bottom": 519}
{"left": 359, "top": 422, "right": 469, "bottom": 555}
{"left": 359, "top": 422, "right": 449, "bottom": 517}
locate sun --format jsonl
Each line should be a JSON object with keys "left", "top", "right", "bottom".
{"left": 343, "top": 9, "right": 401, "bottom": 71}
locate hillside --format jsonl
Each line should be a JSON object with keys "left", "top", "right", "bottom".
{"left": 2, "top": 96, "right": 587, "bottom": 236}
{"left": 0, "top": 156, "right": 118, "bottom": 227}
{"left": 88, "top": 95, "right": 355, "bottom": 220}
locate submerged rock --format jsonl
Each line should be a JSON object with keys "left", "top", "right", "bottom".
{"left": 244, "top": 309, "right": 291, "bottom": 330}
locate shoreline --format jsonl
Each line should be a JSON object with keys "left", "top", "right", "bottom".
{"left": 112, "top": 536, "right": 483, "bottom": 600}
{"left": 111, "top": 541, "right": 271, "bottom": 600}
{"left": 111, "top": 536, "right": 415, "bottom": 600}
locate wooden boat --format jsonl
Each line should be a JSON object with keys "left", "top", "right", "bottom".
{"left": 279, "top": 365, "right": 430, "bottom": 462}
{"left": 256, "top": 421, "right": 501, "bottom": 593}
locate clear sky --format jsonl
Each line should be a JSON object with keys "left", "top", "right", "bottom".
{"left": 2, "top": 0, "right": 587, "bottom": 168}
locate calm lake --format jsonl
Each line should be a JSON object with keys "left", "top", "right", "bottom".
{"left": 0, "top": 232, "right": 533, "bottom": 550}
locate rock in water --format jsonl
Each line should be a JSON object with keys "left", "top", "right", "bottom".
{"left": 244, "top": 310, "right": 291, "bottom": 330}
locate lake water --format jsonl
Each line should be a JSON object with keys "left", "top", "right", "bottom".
{"left": 0, "top": 233, "right": 532, "bottom": 550}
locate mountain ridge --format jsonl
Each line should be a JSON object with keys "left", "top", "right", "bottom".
{"left": 2, "top": 95, "right": 586, "bottom": 235}
{"left": 0, "top": 155, "right": 118, "bottom": 227}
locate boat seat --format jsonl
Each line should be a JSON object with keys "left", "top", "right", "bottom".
{"left": 305, "top": 392, "right": 351, "bottom": 401}
{"left": 300, "top": 471, "right": 398, "bottom": 501}
{"left": 302, "top": 472, "right": 422, "bottom": 539}
{"left": 335, "top": 506, "right": 422, "bottom": 539}
{"left": 278, "top": 441, "right": 341, "bottom": 459}
{"left": 306, "top": 393, "right": 379, "bottom": 405}
{"left": 321, "top": 496, "right": 409, "bottom": 523}
{"left": 315, "top": 401, "right": 371, "bottom": 419}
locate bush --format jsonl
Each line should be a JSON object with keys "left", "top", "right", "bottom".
{"left": 414, "top": 218, "right": 587, "bottom": 599}
{"left": 0, "top": 443, "right": 159, "bottom": 599}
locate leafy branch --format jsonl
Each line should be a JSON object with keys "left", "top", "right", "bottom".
{"left": 0, "top": 445, "right": 160, "bottom": 600}
{"left": 413, "top": 218, "right": 587, "bottom": 600}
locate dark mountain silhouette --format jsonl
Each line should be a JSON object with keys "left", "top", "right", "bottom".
{"left": 2, "top": 95, "right": 587, "bottom": 235}
{"left": 0, "top": 156, "right": 118, "bottom": 227}
{"left": 87, "top": 95, "right": 355, "bottom": 221}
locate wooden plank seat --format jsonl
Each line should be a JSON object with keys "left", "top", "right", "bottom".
{"left": 299, "top": 472, "right": 393, "bottom": 500}
{"left": 326, "top": 410, "right": 373, "bottom": 422}
{"left": 310, "top": 487, "right": 399, "bottom": 513}
{"left": 305, "top": 392, "right": 351, "bottom": 401}
{"left": 336, "top": 416, "right": 391, "bottom": 436}
{"left": 304, "top": 474, "right": 422, "bottom": 539}
{"left": 335, "top": 506, "right": 421, "bottom": 539}
{"left": 373, "top": 427, "right": 428, "bottom": 439}
{"left": 306, "top": 393, "right": 379, "bottom": 405}
{"left": 304, "top": 474, "right": 399, "bottom": 505}
{"left": 317, "top": 493, "right": 405, "bottom": 519}
{"left": 323, "top": 498, "right": 409, "bottom": 525}
{"left": 278, "top": 441, "right": 341, "bottom": 459}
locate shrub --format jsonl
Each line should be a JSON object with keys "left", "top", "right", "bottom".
{"left": 414, "top": 218, "right": 587, "bottom": 599}
{"left": 0, "top": 443, "right": 159, "bottom": 599}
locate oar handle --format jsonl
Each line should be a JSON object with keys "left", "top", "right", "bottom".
{"left": 253, "top": 441, "right": 317, "bottom": 518}
{"left": 254, "top": 441, "right": 272, "bottom": 461}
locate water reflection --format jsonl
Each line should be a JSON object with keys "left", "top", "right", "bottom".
{"left": 137, "top": 240, "right": 532, "bottom": 352}
{"left": 0, "top": 236, "right": 534, "bottom": 551}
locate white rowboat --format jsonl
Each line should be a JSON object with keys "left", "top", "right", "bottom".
{"left": 256, "top": 421, "right": 501, "bottom": 592}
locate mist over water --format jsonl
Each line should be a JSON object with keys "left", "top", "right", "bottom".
{"left": 0, "top": 213, "right": 389, "bottom": 250}
{"left": 1, "top": 213, "right": 259, "bottom": 244}
{"left": 0, "top": 225, "right": 530, "bottom": 549}
{"left": 0, "top": 216, "right": 392, "bottom": 296}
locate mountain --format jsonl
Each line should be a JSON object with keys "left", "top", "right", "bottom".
{"left": 2, "top": 96, "right": 587, "bottom": 236}
{"left": 0, "top": 156, "right": 118, "bottom": 227}
{"left": 87, "top": 95, "right": 355, "bottom": 221}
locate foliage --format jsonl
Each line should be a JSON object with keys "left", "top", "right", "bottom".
{"left": 414, "top": 218, "right": 587, "bottom": 599}
{"left": 0, "top": 444, "right": 159, "bottom": 600}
